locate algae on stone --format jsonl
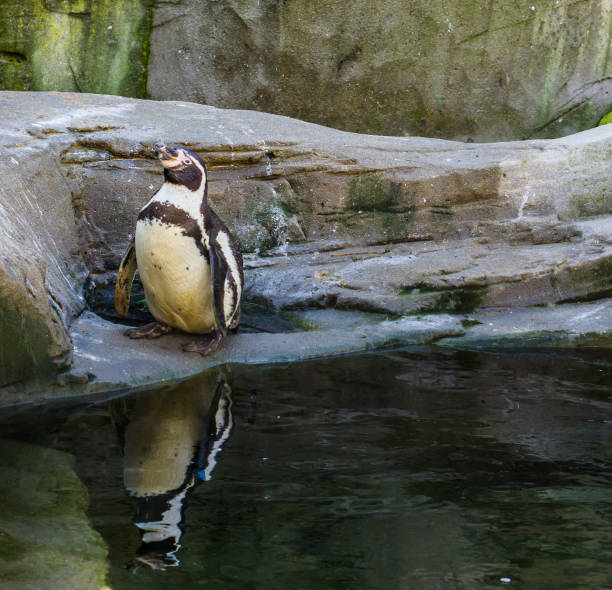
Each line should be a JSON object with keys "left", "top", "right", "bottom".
{"left": 598, "top": 112, "right": 612, "bottom": 126}
{"left": 0, "top": 0, "right": 153, "bottom": 96}
{"left": 212, "top": 180, "right": 291, "bottom": 253}
{"left": 0, "top": 438, "right": 109, "bottom": 590}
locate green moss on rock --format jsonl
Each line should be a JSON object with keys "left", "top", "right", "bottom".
{"left": 598, "top": 112, "right": 612, "bottom": 126}
{"left": 0, "top": 51, "right": 31, "bottom": 90}
{"left": 0, "top": 269, "right": 64, "bottom": 387}
{"left": 570, "top": 189, "right": 612, "bottom": 218}
{"left": 0, "top": 0, "right": 153, "bottom": 96}
{"left": 0, "top": 439, "right": 109, "bottom": 590}
{"left": 347, "top": 175, "right": 404, "bottom": 212}
{"left": 230, "top": 184, "right": 290, "bottom": 253}
{"left": 567, "top": 257, "right": 612, "bottom": 299}
{"left": 400, "top": 284, "right": 487, "bottom": 314}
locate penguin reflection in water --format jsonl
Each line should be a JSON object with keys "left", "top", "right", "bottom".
{"left": 115, "top": 143, "right": 243, "bottom": 355}
{"left": 109, "top": 370, "right": 233, "bottom": 570}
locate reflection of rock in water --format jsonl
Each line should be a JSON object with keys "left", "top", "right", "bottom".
{"left": 109, "top": 369, "right": 232, "bottom": 570}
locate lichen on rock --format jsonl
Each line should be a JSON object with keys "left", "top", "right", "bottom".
{"left": 0, "top": 0, "right": 152, "bottom": 96}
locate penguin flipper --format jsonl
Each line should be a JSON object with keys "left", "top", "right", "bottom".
{"left": 114, "top": 239, "right": 137, "bottom": 317}
{"left": 207, "top": 225, "right": 243, "bottom": 336}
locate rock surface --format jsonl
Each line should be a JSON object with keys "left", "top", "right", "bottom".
{"left": 0, "top": 439, "right": 109, "bottom": 590}
{"left": 0, "top": 91, "right": 610, "bottom": 398}
{"left": 440, "top": 299, "right": 612, "bottom": 348}
{"left": 0, "top": 0, "right": 151, "bottom": 96}
{"left": 0, "top": 142, "right": 86, "bottom": 387}
{"left": 2, "top": 2, "right": 612, "bottom": 140}
{"left": 53, "top": 310, "right": 464, "bottom": 403}
{"left": 127, "top": 0, "right": 612, "bottom": 140}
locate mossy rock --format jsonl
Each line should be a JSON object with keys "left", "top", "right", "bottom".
{"left": 0, "top": 0, "right": 153, "bottom": 96}
{"left": 598, "top": 112, "right": 612, "bottom": 126}
{"left": 347, "top": 175, "right": 405, "bottom": 213}
{"left": 213, "top": 181, "right": 293, "bottom": 254}
{"left": 399, "top": 284, "right": 487, "bottom": 315}
{"left": 0, "top": 439, "right": 109, "bottom": 590}
{"left": 147, "top": 0, "right": 612, "bottom": 140}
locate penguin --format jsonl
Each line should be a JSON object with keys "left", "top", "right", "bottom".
{"left": 109, "top": 370, "right": 233, "bottom": 570}
{"left": 114, "top": 143, "right": 243, "bottom": 355}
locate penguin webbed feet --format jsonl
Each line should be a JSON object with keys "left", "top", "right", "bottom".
{"left": 182, "top": 329, "right": 223, "bottom": 356}
{"left": 124, "top": 322, "right": 173, "bottom": 339}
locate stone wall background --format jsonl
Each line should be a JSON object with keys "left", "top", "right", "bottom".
{"left": 2, "top": 0, "right": 612, "bottom": 141}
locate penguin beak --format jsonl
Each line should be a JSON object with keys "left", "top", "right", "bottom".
{"left": 154, "top": 143, "right": 178, "bottom": 162}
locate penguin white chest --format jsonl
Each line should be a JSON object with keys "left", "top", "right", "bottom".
{"left": 135, "top": 218, "right": 216, "bottom": 334}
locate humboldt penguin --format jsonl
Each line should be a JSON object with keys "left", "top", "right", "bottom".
{"left": 114, "top": 143, "right": 243, "bottom": 355}
{"left": 109, "top": 370, "right": 233, "bottom": 570}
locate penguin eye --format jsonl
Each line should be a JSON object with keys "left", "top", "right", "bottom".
{"left": 183, "top": 158, "right": 192, "bottom": 166}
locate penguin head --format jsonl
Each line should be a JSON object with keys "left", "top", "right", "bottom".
{"left": 154, "top": 143, "right": 206, "bottom": 193}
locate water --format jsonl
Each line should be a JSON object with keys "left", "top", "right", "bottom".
{"left": 2, "top": 348, "right": 612, "bottom": 589}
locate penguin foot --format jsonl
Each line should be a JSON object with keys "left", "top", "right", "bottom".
{"left": 182, "top": 330, "right": 222, "bottom": 356}
{"left": 125, "top": 322, "right": 173, "bottom": 339}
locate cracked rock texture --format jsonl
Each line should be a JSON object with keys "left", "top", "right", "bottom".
{"left": 2, "top": 1, "right": 612, "bottom": 140}
{"left": 0, "top": 91, "right": 610, "bottom": 392}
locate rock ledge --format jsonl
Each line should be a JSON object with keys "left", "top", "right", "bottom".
{"left": 0, "top": 92, "right": 610, "bottom": 403}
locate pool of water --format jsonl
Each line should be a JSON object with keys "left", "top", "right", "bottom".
{"left": 2, "top": 348, "right": 612, "bottom": 589}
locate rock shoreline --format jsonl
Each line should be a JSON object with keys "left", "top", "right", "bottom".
{"left": 0, "top": 92, "right": 610, "bottom": 403}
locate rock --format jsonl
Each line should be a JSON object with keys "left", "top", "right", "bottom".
{"left": 245, "top": 217, "right": 612, "bottom": 314}
{"left": 0, "top": 144, "right": 86, "bottom": 387}
{"left": 55, "top": 310, "right": 465, "bottom": 400}
{"left": 147, "top": 0, "right": 612, "bottom": 141}
{"left": 0, "top": 438, "right": 109, "bottom": 590}
{"left": 437, "top": 300, "right": 612, "bottom": 349}
{"left": 0, "top": 0, "right": 151, "bottom": 96}
{"left": 0, "top": 91, "right": 610, "bottom": 398}
{"left": 1, "top": 2, "right": 611, "bottom": 141}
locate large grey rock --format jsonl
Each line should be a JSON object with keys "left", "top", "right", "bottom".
{"left": 244, "top": 217, "right": 612, "bottom": 315}
{"left": 2, "top": 1, "right": 612, "bottom": 141}
{"left": 148, "top": 0, "right": 612, "bottom": 141}
{"left": 57, "top": 310, "right": 465, "bottom": 400}
{"left": 0, "top": 144, "right": 86, "bottom": 387}
{"left": 0, "top": 91, "right": 610, "bottom": 398}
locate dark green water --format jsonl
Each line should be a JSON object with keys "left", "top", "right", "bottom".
{"left": 2, "top": 348, "right": 612, "bottom": 589}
